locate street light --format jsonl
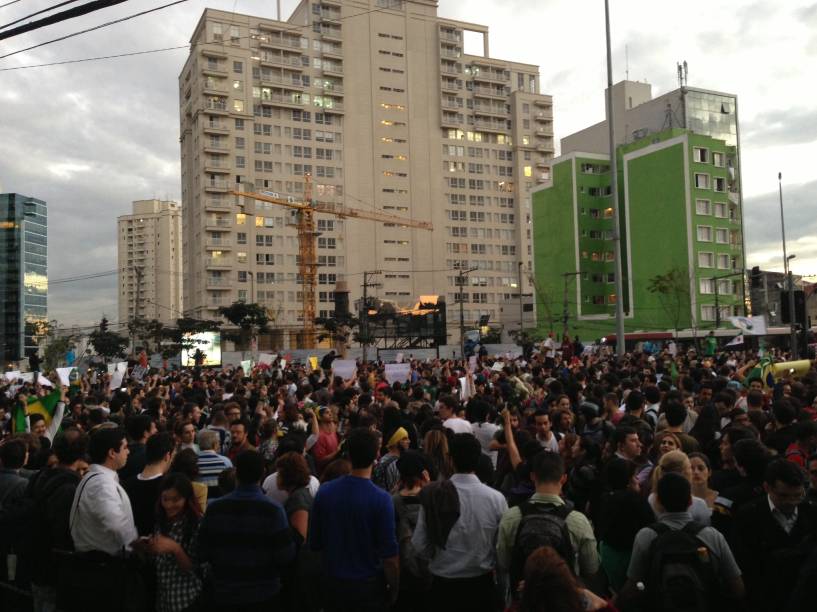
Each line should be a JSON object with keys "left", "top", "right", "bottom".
{"left": 779, "top": 173, "right": 798, "bottom": 358}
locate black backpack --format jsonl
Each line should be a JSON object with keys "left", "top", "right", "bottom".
{"left": 645, "top": 522, "right": 718, "bottom": 612}
{"left": 510, "top": 500, "right": 575, "bottom": 590}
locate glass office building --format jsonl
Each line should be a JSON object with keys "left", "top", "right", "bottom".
{"left": 0, "top": 193, "right": 48, "bottom": 363}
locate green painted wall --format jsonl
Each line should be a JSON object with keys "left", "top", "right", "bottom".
{"left": 532, "top": 129, "right": 744, "bottom": 340}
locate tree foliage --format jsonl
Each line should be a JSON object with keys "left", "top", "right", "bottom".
{"left": 89, "top": 317, "right": 129, "bottom": 362}
{"left": 217, "top": 302, "right": 269, "bottom": 349}
{"left": 43, "top": 320, "right": 76, "bottom": 371}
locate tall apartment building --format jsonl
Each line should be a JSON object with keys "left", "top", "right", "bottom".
{"left": 179, "top": 0, "right": 554, "bottom": 347}
{"left": 0, "top": 193, "right": 48, "bottom": 362}
{"left": 117, "top": 200, "right": 183, "bottom": 324}
{"left": 532, "top": 80, "right": 745, "bottom": 339}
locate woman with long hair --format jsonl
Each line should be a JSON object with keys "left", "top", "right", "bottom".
{"left": 521, "top": 546, "right": 614, "bottom": 612}
{"left": 689, "top": 452, "right": 718, "bottom": 508}
{"left": 648, "top": 450, "right": 711, "bottom": 524}
{"left": 149, "top": 473, "right": 202, "bottom": 612}
{"left": 422, "top": 428, "right": 453, "bottom": 480}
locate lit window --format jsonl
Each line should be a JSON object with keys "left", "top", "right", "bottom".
{"left": 523, "top": 166, "right": 532, "bottom": 177}
{"left": 255, "top": 217, "right": 264, "bottom": 227}
{"left": 235, "top": 213, "right": 246, "bottom": 225}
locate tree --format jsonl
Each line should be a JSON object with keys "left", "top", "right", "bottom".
{"left": 42, "top": 320, "right": 76, "bottom": 371}
{"left": 218, "top": 302, "right": 269, "bottom": 350}
{"left": 89, "top": 317, "right": 129, "bottom": 363}
{"left": 647, "top": 268, "right": 691, "bottom": 338}
{"left": 127, "top": 317, "right": 167, "bottom": 355}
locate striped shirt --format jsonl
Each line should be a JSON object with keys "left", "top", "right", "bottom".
{"left": 196, "top": 450, "right": 232, "bottom": 488}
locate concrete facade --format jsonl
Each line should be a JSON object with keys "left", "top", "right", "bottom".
{"left": 179, "top": 1, "right": 554, "bottom": 347}
{"left": 117, "top": 200, "right": 183, "bottom": 324}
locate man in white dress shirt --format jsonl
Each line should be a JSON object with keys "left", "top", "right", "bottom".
{"left": 70, "top": 426, "right": 138, "bottom": 556}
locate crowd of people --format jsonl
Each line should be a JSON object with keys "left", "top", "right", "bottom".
{"left": 1, "top": 341, "right": 817, "bottom": 612}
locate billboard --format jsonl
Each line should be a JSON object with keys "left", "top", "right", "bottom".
{"left": 181, "top": 332, "right": 222, "bottom": 367}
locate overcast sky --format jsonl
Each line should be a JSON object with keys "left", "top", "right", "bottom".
{"left": 1, "top": 0, "right": 815, "bottom": 328}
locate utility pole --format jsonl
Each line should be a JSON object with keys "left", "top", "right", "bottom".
{"left": 361, "top": 270, "right": 381, "bottom": 363}
{"left": 779, "top": 173, "right": 798, "bottom": 359}
{"left": 562, "top": 272, "right": 580, "bottom": 338}
{"left": 517, "top": 262, "right": 524, "bottom": 343}
{"left": 605, "top": 0, "right": 626, "bottom": 358}
{"left": 132, "top": 266, "right": 144, "bottom": 356}
{"left": 458, "top": 267, "right": 478, "bottom": 359}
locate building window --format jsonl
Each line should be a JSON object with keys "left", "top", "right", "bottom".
{"left": 237, "top": 232, "right": 247, "bottom": 244}
{"left": 694, "top": 173, "right": 710, "bottom": 189}
{"left": 699, "top": 278, "right": 715, "bottom": 294}
{"left": 714, "top": 202, "right": 727, "bottom": 218}
{"left": 715, "top": 228, "right": 729, "bottom": 244}
{"left": 233, "top": 100, "right": 244, "bottom": 112}
{"left": 701, "top": 305, "right": 716, "bottom": 321}
{"left": 717, "top": 253, "right": 730, "bottom": 269}
{"left": 696, "top": 199, "right": 711, "bottom": 215}
{"left": 713, "top": 177, "right": 726, "bottom": 192}
{"left": 693, "top": 147, "right": 709, "bottom": 163}
{"left": 235, "top": 118, "right": 244, "bottom": 130}
{"left": 698, "top": 252, "right": 714, "bottom": 268}
{"left": 233, "top": 61, "right": 243, "bottom": 73}
{"left": 697, "top": 225, "right": 712, "bottom": 242}
{"left": 712, "top": 152, "right": 725, "bottom": 167}
{"left": 237, "top": 252, "right": 247, "bottom": 263}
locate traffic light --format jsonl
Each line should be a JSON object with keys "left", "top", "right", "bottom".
{"left": 750, "top": 266, "right": 762, "bottom": 288}
{"left": 781, "top": 290, "right": 806, "bottom": 325}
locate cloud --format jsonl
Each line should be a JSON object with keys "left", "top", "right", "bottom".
{"left": 743, "top": 107, "right": 817, "bottom": 146}
{"left": 743, "top": 179, "right": 817, "bottom": 273}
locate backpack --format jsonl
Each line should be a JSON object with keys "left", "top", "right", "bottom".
{"left": 645, "top": 522, "right": 718, "bottom": 612}
{"left": 509, "top": 500, "right": 575, "bottom": 590}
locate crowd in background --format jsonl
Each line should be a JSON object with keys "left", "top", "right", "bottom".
{"left": 1, "top": 339, "right": 817, "bottom": 612}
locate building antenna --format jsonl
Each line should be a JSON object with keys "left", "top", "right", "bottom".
{"left": 677, "top": 60, "right": 688, "bottom": 87}
{"left": 625, "top": 44, "right": 629, "bottom": 80}
{"left": 683, "top": 60, "right": 688, "bottom": 85}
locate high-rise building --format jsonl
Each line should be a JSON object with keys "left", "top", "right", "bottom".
{"left": 0, "top": 193, "right": 48, "bottom": 362}
{"left": 179, "top": 1, "right": 554, "bottom": 347}
{"left": 117, "top": 200, "right": 183, "bottom": 324}
{"left": 533, "top": 80, "right": 745, "bottom": 339}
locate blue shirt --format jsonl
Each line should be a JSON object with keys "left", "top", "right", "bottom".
{"left": 308, "top": 475, "right": 399, "bottom": 580}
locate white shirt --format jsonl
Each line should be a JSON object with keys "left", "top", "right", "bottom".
{"left": 536, "top": 433, "right": 559, "bottom": 453}
{"left": 471, "top": 422, "right": 500, "bottom": 467}
{"left": 412, "top": 473, "right": 508, "bottom": 578}
{"left": 262, "top": 472, "right": 320, "bottom": 506}
{"left": 70, "top": 464, "right": 138, "bottom": 556}
{"left": 442, "top": 417, "right": 472, "bottom": 435}
{"left": 768, "top": 495, "right": 798, "bottom": 534}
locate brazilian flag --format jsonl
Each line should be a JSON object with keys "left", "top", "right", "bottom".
{"left": 12, "top": 388, "right": 62, "bottom": 433}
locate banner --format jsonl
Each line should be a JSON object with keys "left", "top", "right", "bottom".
{"left": 332, "top": 359, "right": 357, "bottom": 380}
{"left": 395, "top": 353, "right": 404, "bottom": 364}
{"left": 725, "top": 334, "right": 745, "bottom": 348}
{"left": 308, "top": 356, "right": 319, "bottom": 372}
{"left": 4, "top": 371, "right": 21, "bottom": 382}
{"left": 131, "top": 365, "right": 148, "bottom": 381}
{"left": 56, "top": 367, "right": 77, "bottom": 386}
{"left": 109, "top": 362, "right": 127, "bottom": 390}
{"left": 240, "top": 359, "right": 253, "bottom": 373}
{"left": 468, "top": 355, "right": 478, "bottom": 373}
{"left": 38, "top": 377, "right": 54, "bottom": 388}
{"left": 384, "top": 363, "right": 411, "bottom": 385}
{"left": 728, "top": 315, "right": 767, "bottom": 336}
{"left": 459, "top": 376, "right": 473, "bottom": 401}
{"left": 258, "top": 353, "right": 276, "bottom": 366}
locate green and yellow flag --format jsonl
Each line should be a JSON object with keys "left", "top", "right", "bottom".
{"left": 12, "top": 388, "right": 62, "bottom": 433}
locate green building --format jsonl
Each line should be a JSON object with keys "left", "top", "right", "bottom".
{"left": 532, "top": 127, "right": 744, "bottom": 340}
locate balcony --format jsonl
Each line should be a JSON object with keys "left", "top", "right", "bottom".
{"left": 259, "top": 55, "right": 303, "bottom": 70}
{"left": 728, "top": 191, "right": 739, "bottom": 205}
{"left": 441, "top": 113, "right": 464, "bottom": 127}
{"left": 536, "top": 174, "right": 549, "bottom": 183}
{"left": 535, "top": 128, "right": 551, "bottom": 137}
{"left": 204, "top": 143, "right": 229, "bottom": 155}
{"left": 536, "top": 160, "right": 549, "bottom": 169}
{"left": 316, "top": 26, "right": 342, "bottom": 41}
{"left": 259, "top": 35, "right": 303, "bottom": 51}
{"left": 536, "top": 143, "right": 552, "bottom": 153}
{"left": 440, "top": 64, "right": 460, "bottom": 76}
{"left": 319, "top": 101, "right": 344, "bottom": 114}
{"left": 203, "top": 122, "right": 230, "bottom": 135}
{"left": 204, "top": 181, "right": 230, "bottom": 192}
{"left": 260, "top": 93, "right": 306, "bottom": 108}
{"left": 319, "top": 81, "right": 344, "bottom": 94}
{"left": 318, "top": 9, "right": 341, "bottom": 23}
{"left": 442, "top": 100, "right": 462, "bottom": 110}
{"left": 534, "top": 109, "right": 553, "bottom": 121}
{"left": 206, "top": 218, "right": 232, "bottom": 230}
{"left": 261, "top": 76, "right": 305, "bottom": 91}
{"left": 321, "top": 63, "right": 343, "bottom": 76}
{"left": 206, "top": 278, "right": 232, "bottom": 290}
{"left": 205, "top": 256, "right": 232, "bottom": 269}
{"left": 206, "top": 238, "right": 232, "bottom": 250}
{"left": 321, "top": 43, "right": 343, "bottom": 58}
{"left": 203, "top": 101, "right": 229, "bottom": 115}
{"left": 205, "top": 200, "right": 232, "bottom": 212}
{"left": 472, "top": 69, "right": 510, "bottom": 83}
{"left": 204, "top": 162, "right": 231, "bottom": 174}
{"left": 200, "top": 48, "right": 228, "bottom": 60}
{"left": 473, "top": 104, "right": 508, "bottom": 117}
{"left": 534, "top": 99, "right": 551, "bottom": 108}
{"left": 441, "top": 48, "right": 461, "bottom": 59}
{"left": 472, "top": 85, "right": 507, "bottom": 99}
{"left": 473, "top": 119, "right": 508, "bottom": 133}
{"left": 439, "top": 30, "right": 461, "bottom": 43}
{"left": 441, "top": 78, "right": 461, "bottom": 93}
{"left": 202, "top": 64, "right": 227, "bottom": 77}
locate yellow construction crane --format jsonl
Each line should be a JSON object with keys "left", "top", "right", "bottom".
{"left": 233, "top": 174, "right": 432, "bottom": 348}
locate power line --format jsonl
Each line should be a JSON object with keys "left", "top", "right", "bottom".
{"left": 0, "top": 0, "right": 84, "bottom": 31}
{"left": 0, "top": 4, "right": 390, "bottom": 67}
{"left": 0, "top": 0, "right": 191, "bottom": 59}
{"left": 0, "top": 0, "right": 24, "bottom": 9}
